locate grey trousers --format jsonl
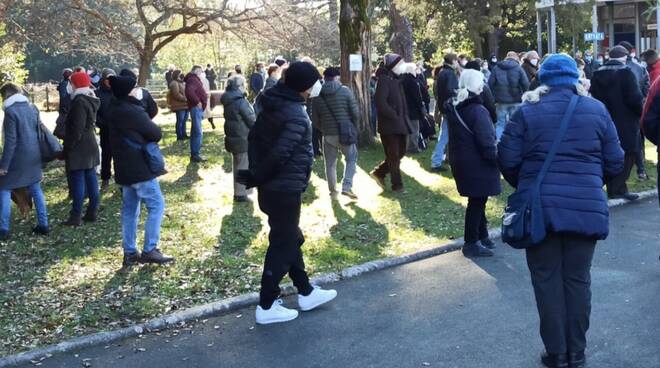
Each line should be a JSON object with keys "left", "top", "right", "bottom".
{"left": 323, "top": 135, "right": 358, "bottom": 193}
{"left": 232, "top": 152, "right": 251, "bottom": 197}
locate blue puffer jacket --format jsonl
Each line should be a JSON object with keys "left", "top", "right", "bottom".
{"left": 498, "top": 86, "right": 625, "bottom": 240}
{"left": 247, "top": 82, "right": 313, "bottom": 193}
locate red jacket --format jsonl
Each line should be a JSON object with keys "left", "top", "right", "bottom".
{"left": 184, "top": 73, "right": 208, "bottom": 110}
{"left": 649, "top": 62, "right": 660, "bottom": 85}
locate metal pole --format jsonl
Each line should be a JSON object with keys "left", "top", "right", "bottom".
{"left": 656, "top": 0, "right": 660, "bottom": 51}
{"left": 608, "top": 2, "right": 615, "bottom": 48}
{"left": 592, "top": 3, "right": 598, "bottom": 56}
{"left": 634, "top": 2, "right": 640, "bottom": 52}
{"left": 547, "top": 10, "right": 552, "bottom": 54}
{"left": 537, "top": 10, "right": 543, "bottom": 56}
{"left": 550, "top": 6, "right": 557, "bottom": 53}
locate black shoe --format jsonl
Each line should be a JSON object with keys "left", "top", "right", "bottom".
{"left": 370, "top": 171, "right": 387, "bottom": 190}
{"left": 431, "top": 165, "right": 448, "bottom": 173}
{"left": 462, "top": 242, "right": 494, "bottom": 258}
{"left": 122, "top": 252, "right": 141, "bottom": 268}
{"left": 140, "top": 249, "right": 175, "bottom": 264}
{"left": 234, "top": 195, "right": 252, "bottom": 203}
{"left": 541, "top": 352, "right": 569, "bottom": 368}
{"left": 638, "top": 172, "right": 649, "bottom": 181}
{"left": 480, "top": 238, "right": 496, "bottom": 249}
{"left": 62, "top": 212, "right": 82, "bottom": 227}
{"left": 32, "top": 226, "right": 50, "bottom": 236}
{"left": 83, "top": 207, "right": 98, "bottom": 223}
{"left": 190, "top": 155, "right": 207, "bottom": 163}
{"left": 568, "top": 351, "right": 585, "bottom": 368}
{"left": 0, "top": 231, "right": 9, "bottom": 241}
{"left": 619, "top": 193, "right": 639, "bottom": 201}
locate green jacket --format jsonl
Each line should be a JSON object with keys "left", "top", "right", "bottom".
{"left": 311, "top": 80, "right": 360, "bottom": 136}
{"left": 221, "top": 89, "right": 256, "bottom": 154}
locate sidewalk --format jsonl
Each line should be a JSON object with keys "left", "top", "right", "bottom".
{"left": 19, "top": 199, "right": 660, "bottom": 368}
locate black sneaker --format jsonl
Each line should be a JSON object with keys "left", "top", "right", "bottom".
{"left": 480, "top": 238, "right": 496, "bottom": 249}
{"left": 638, "top": 172, "right": 649, "bottom": 181}
{"left": 430, "top": 165, "right": 448, "bottom": 173}
{"left": 370, "top": 171, "right": 387, "bottom": 190}
{"left": 140, "top": 249, "right": 175, "bottom": 265}
{"left": 462, "top": 242, "right": 494, "bottom": 258}
{"left": 83, "top": 207, "right": 98, "bottom": 223}
{"left": 122, "top": 252, "right": 142, "bottom": 267}
{"left": 541, "top": 351, "right": 568, "bottom": 368}
{"left": 32, "top": 226, "right": 50, "bottom": 236}
{"left": 568, "top": 351, "right": 585, "bottom": 368}
{"left": 190, "top": 155, "right": 208, "bottom": 163}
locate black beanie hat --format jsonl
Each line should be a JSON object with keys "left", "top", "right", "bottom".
{"left": 323, "top": 66, "right": 341, "bottom": 79}
{"left": 284, "top": 62, "right": 321, "bottom": 92}
{"left": 464, "top": 60, "right": 482, "bottom": 71}
{"left": 109, "top": 75, "right": 137, "bottom": 98}
{"left": 119, "top": 68, "right": 138, "bottom": 79}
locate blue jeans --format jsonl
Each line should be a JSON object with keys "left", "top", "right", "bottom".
{"left": 70, "top": 169, "right": 99, "bottom": 215}
{"left": 190, "top": 107, "right": 204, "bottom": 157}
{"left": 175, "top": 109, "right": 189, "bottom": 139}
{"left": 0, "top": 182, "right": 48, "bottom": 232}
{"left": 496, "top": 103, "right": 520, "bottom": 141}
{"left": 431, "top": 116, "right": 449, "bottom": 168}
{"left": 121, "top": 178, "right": 164, "bottom": 255}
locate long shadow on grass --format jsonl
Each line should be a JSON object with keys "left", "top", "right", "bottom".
{"left": 217, "top": 201, "right": 263, "bottom": 257}
{"left": 356, "top": 141, "right": 465, "bottom": 240}
{"left": 330, "top": 201, "right": 389, "bottom": 253}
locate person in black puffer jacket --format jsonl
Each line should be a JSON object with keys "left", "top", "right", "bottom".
{"left": 107, "top": 75, "right": 174, "bottom": 268}
{"left": 221, "top": 74, "right": 256, "bottom": 202}
{"left": 238, "top": 62, "right": 337, "bottom": 325}
{"left": 95, "top": 68, "right": 116, "bottom": 191}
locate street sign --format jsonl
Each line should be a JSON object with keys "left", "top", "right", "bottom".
{"left": 535, "top": 0, "right": 554, "bottom": 9}
{"left": 349, "top": 54, "right": 363, "bottom": 72}
{"left": 584, "top": 32, "right": 604, "bottom": 41}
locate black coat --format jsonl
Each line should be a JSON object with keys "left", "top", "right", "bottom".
{"left": 107, "top": 97, "right": 164, "bottom": 185}
{"left": 488, "top": 59, "right": 530, "bottom": 104}
{"left": 140, "top": 89, "right": 159, "bottom": 119}
{"left": 434, "top": 64, "right": 459, "bottom": 114}
{"left": 401, "top": 73, "right": 424, "bottom": 120}
{"left": 247, "top": 83, "right": 313, "bottom": 193}
{"left": 481, "top": 84, "right": 497, "bottom": 123}
{"left": 95, "top": 84, "right": 114, "bottom": 128}
{"left": 375, "top": 69, "right": 412, "bottom": 135}
{"left": 590, "top": 60, "right": 644, "bottom": 153}
{"left": 417, "top": 73, "right": 431, "bottom": 113}
{"left": 64, "top": 93, "right": 100, "bottom": 171}
{"left": 446, "top": 95, "right": 501, "bottom": 198}
{"left": 57, "top": 79, "right": 71, "bottom": 115}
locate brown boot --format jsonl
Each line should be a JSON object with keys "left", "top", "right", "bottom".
{"left": 62, "top": 212, "right": 82, "bottom": 227}
{"left": 83, "top": 207, "right": 98, "bottom": 223}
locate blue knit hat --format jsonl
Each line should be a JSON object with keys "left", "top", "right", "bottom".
{"left": 537, "top": 54, "right": 580, "bottom": 87}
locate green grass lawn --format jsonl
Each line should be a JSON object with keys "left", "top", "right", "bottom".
{"left": 0, "top": 113, "right": 657, "bottom": 356}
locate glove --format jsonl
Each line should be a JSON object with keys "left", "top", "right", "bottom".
{"left": 237, "top": 170, "right": 258, "bottom": 188}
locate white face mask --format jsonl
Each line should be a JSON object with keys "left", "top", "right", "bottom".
{"left": 530, "top": 59, "right": 539, "bottom": 66}
{"left": 309, "top": 80, "right": 322, "bottom": 98}
{"left": 66, "top": 81, "right": 73, "bottom": 95}
{"left": 392, "top": 62, "right": 407, "bottom": 75}
{"left": 631, "top": 53, "right": 636, "bottom": 58}
{"left": 130, "top": 87, "right": 143, "bottom": 100}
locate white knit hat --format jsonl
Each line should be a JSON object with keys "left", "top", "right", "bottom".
{"left": 454, "top": 69, "right": 484, "bottom": 105}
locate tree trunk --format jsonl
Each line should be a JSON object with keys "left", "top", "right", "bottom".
{"left": 340, "top": 0, "right": 373, "bottom": 147}
{"left": 137, "top": 39, "right": 154, "bottom": 87}
{"left": 388, "top": 3, "right": 413, "bottom": 62}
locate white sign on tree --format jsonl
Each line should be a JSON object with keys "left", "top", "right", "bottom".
{"left": 349, "top": 54, "right": 363, "bottom": 72}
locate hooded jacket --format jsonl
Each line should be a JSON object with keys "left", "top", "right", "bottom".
{"left": 222, "top": 88, "right": 256, "bottom": 153}
{"left": 488, "top": 58, "right": 530, "bottom": 104}
{"left": 64, "top": 92, "right": 100, "bottom": 171}
{"left": 247, "top": 82, "right": 313, "bottom": 193}
{"left": 590, "top": 60, "right": 644, "bottom": 152}
{"left": 311, "top": 80, "right": 360, "bottom": 137}
{"left": 375, "top": 67, "right": 412, "bottom": 135}
{"left": 184, "top": 72, "right": 208, "bottom": 110}
{"left": 107, "top": 96, "right": 164, "bottom": 185}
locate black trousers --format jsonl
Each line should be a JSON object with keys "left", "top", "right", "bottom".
{"left": 607, "top": 152, "right": 635, "bottom": 197}
{"left": 635, "top": 132, "right": 646, "bottom": 175}
{"left": 258, "top": 190, "right": 313, "bottom": 309}
{"left": 464, "top": 197, "right": 489, "bottom": 243}
{"left": 100, "top": 127, "right": 112, "bottom": 182}
{"left": 373, "top": 134, "right": 407, "bottom": 190}
{"left": 526, "top": 233, "right": 596, "bottom": 355}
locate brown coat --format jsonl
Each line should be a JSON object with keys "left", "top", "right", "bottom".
{"left": 375, "top": 71, "right": 412, "bottom": 135}
{"left": 168, "top": 80, "right": 188, "bottom": 111}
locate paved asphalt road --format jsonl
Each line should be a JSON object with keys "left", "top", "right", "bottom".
{"left": 21, "top": 199, "right": 660, "bottom": 368}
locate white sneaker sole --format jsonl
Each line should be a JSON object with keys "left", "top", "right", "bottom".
{"left": 255, "top": 312, "right": 299, "bottom": 325}
{"left": 299, "top": 291, "right": 338, "bottom": 312}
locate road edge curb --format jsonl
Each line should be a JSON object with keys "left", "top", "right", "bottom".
{"left": 1, "top": 189, "right": 656, "bottom": 367}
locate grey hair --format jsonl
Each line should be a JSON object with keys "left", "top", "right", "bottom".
{"left": 521, "top": 83, "right": 589, "bottom": 104}
{"left": 226, "top": 74, "right": 246, "bottom": 90}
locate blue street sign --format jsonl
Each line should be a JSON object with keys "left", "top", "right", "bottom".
{"left": 584, "top": 32, "right": 605, "bottom": 42}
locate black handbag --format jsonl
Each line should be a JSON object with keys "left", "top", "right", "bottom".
{"left": 34, "top": 106, "right": 63, "bottom": 163}
{"left": 501, "top": 95, "right": 579, "bottom": 249}
{"left": 320, "top": 94, "right": 358, "bottom": 145}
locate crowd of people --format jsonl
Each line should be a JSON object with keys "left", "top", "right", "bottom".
{"left": 1, "top": 41, "right": 659, "bottom": 367}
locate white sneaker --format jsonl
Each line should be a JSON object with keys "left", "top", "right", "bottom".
{"left": 255, "top": 299, "right": 299, "bottom": 325}
{"left": 298, "top": 286, "right": 338, "bottom": 312}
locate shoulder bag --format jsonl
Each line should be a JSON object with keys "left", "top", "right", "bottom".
{"left": 501, "top": 94, "right": 579, "bottom": 249}
{"left": 320, "top": 94, "right": 358, "bottom": 145}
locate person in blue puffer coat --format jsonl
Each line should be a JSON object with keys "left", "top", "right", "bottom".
{"left": 498, "top": 54, "right": 624, "bottom": 368}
